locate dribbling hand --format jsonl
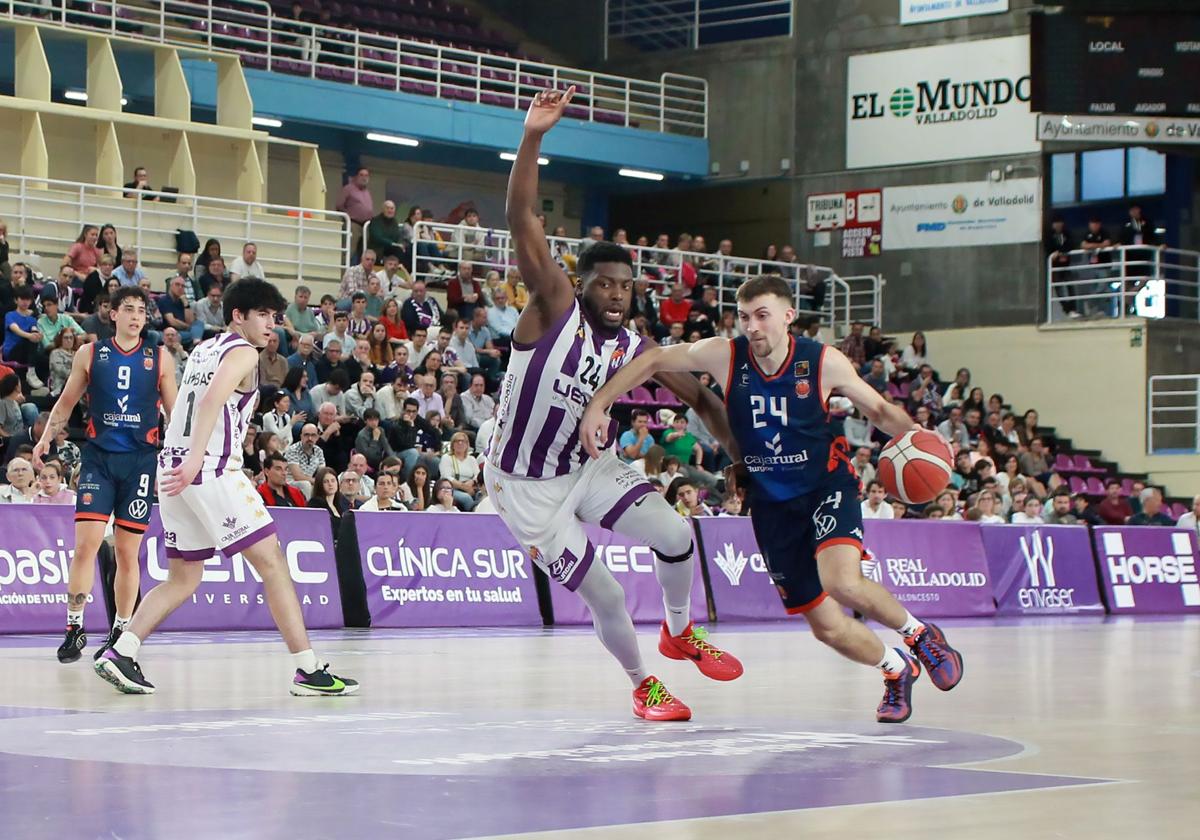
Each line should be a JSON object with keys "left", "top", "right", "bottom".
{"left": 524, "top": 86, "right": 576, "bottom": 135}
{"left": 579, "top": 404, "right": 610, "bottom": 461}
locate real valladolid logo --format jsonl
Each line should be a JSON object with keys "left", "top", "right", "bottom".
{"left": 852, "top": 73, "right": 1031, "bottom": 125}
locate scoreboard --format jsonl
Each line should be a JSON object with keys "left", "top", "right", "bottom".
{"left": 1031, "top": 13, "right": 1200, "bottom": 118}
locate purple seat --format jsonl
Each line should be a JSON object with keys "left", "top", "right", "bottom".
{"left": 1068, "top": 476, "right": 1087, "bottom": 495}
{"left": 1053, "top": 453, "right": 1074, "bottom": 473}
{"left": 1120, "top": 478, "right": 1134, "bottom": 497}
{"left": 1169, "top": 502, "right": 1187, "bottom": 519}
{"left": 613, "top": 391, "right": 636, "bottom": 407}
{"left": 628, "top": 386, "right": 655, "bottom": 405}
{"left": 480, "top": 92, "right": 515, "bottom": 107}
{"left": 1071, "top": 455, "right": 1100, "bottom": 474}
{"left": 1085, "top": 477, "right": 1106, "bottom": 496}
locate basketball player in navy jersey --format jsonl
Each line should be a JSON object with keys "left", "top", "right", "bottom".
{"left": 94, "top": 279, "right": 357, "bottom": 696}
{"left": 488, "top": 86, "right": 743, "bottom": 721}
{"left": 35, "top": 286, "right": 178, "bottom": 664}
{"left": 583, "top": 275, "right": 964, "bottom": 722}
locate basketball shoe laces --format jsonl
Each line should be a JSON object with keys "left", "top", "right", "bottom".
{"left": 882, "top": 672, "right": 904, "bottom": 708}
{"left": 645, "top": 679, "right": 676, "bottom": 707}
{"left": 683, "top": 626, "right": 725, "bottom": 660}
{"left": 910, "top": 633, "right": 946, "bottom": 672}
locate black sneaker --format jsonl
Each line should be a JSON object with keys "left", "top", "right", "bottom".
{"left": 94, "top": 649, "right": 156, "bottom": 695}
{"left": 93, "top": 627, "right": 123, "bottom": 662}
{"left": 56, "top": 624, "right": 87, "bottom": 663}
{"left": 290, "top": 664, "right": 359, "bottom": 697}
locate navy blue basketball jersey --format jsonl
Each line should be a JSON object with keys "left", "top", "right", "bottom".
{"left": 725, "top": 335, "right": 854, "bottom": 503}
{"left": 86, "top": 338, "right": 162, "bottom": 453}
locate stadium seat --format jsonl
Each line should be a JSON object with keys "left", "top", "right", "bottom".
{"left": 1085, "top": 477, "right": 1106, "bottom": 496}
{"left": 1053, "top": 454, "right": 1074, "bottom": 473}
{"left": 1068, "top": 476, "right": 1087, "bottom": 495}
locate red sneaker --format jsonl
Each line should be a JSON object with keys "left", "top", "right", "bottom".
{"left": 658, "top": 622, "right": 744, "bottom": 682}
{"left": 632, "top": 676, "right": 692, "bottom": 722}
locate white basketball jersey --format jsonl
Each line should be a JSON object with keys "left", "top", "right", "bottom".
{"left": 161, "top": 332, "right": 260, "bottom": 480}
{"left": 488, "top": 299, "right": 646, "bottom": 480}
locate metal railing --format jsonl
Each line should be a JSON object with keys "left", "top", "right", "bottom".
{"left": 409, "top": 221, "right": 879, "bottom": 334}
{"left": 605, "top": 0, "right": 792, "bottom": 56}
{"left": 1046, "top": 245, "right": 1200, "bottom": 323}
{"left": 1148, "top": 375, "right": 1200, "bottom": 454}
{"left": 4, "top": 0, "right": 709, "bottom": 137}
{"left": 0, "top": 173, "right": 349, "bottom": 284}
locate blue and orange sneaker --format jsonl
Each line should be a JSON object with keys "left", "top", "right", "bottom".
{"left": 658, "top": 622, "right": 744, "bottom": 681}
{"left": 632, "top": 675, "right": 692, "bottom": 722}
{"left": 905, "top": 622, "right": 963, "bottom": 691}
{"left": 876, "top": 650, "right": 920, "bottom": 724}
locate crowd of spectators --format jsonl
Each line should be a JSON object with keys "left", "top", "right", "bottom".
{"left": 0, "top": 186, "right": 1193, "bottom": 536}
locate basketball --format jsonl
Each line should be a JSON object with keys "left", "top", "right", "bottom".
{"left": 876, "top": 430, "right": 955, "bottom": 504}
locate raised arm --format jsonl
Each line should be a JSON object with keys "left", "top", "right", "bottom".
{"left": 820, "top": 346, "right": 916, "bottom": 439}
{"left": 580, "top": 338, "right": 731, "bottom": 459}
{"left": 506, "top": 87, "right": 576, "bottom": 340}
{"left": 32, "top": 343, "right": 92, "bottom": 468}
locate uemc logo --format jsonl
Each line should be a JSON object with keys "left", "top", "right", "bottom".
{"left": 917, "top": 223, "right": 947, "bottom": 232}
{"left": 1102, "top": 532, "right": 1200, "bottom": 609}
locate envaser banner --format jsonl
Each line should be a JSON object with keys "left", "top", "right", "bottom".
{"left": 548, "top": 524, "right": 707, "bottom": 625}
{"left": 139, "top": 506, "right": 343, "bottom": 631}
{"left": 981, "top": 525, "right": 1105, "bottom": 616}
{"left": 0, "top": 506, "right": 107, "bottom": 634}
{"left": 882, "top": 178, "right": 1041, "bottom": 251}
{"left": 1092, "top": 527, "right": 1200, "bottom": 614}
{"left": 358, "top": 512, "right": 541, "bottom": 627}
{"left": 846, "top": 36, "right": 1037, "bottom": 169}
{"left": 900, "top": 0, "right": 1008, "bottom": 26}
{"left": 698, "top": 518, "right": 995, "bottom": 620}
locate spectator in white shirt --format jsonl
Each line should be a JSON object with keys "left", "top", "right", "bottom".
{"left": 1175, "top": 494, "right": 1199, "bottom": 537}
{"left": 852, "top": 447, "right": 876, "bottom": 486}
{"left": 844, "top": 409, "right": 877, "bottom": 451}
{"left": 860, "top": 480, "right": 894, "bottom": 519}
{"left": 229, "top": 242, "right": 265, "bottom": 281}
{"left": 358, "top": 470, "right": 406, "bottom": 511}
{"left": 1011, "top": 495, "right": 1045, "bottom": 525}
{"left": 899, "top": 331, "right": 928, "bottom": 371}
{"left": 460, "top": 373, "right": 495, "bottom": 431}
{"left": 973, "top": 491, "right": 1006, "bottom": 524}
{"left": 474, "top": 402, "right": 498, "bottom": 457}
{"left": 936, "top": 406, "right": 970, "bottom": 451}
{"left": 414, "top": 374, "right": 445, "bottom": 419}
{"left": 453, "top": 208, "right": 486, "bottom": 263}
{"left": 375, "top": 378, "right": 410, "bottom": 422}
{"left": 407, "top": 327, "right": 434, "bottom": 369}
{"left": 486, "top": 287, "right": 519, "bottom": 341}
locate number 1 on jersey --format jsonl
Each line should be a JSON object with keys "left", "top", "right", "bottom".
{"left": 750, "top": 394, "right": 788, "bottom": 429}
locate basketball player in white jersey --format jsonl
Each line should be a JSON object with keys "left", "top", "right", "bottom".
{"left": 486, "top": 87, "right": 743, "bottom": 721}
{"left": 95, "top": 279, "right": 358, "bottom": 696}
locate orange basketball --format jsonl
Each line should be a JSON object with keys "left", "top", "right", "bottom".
{"left": 876, "top": 429, "right": 955, "bottom": 504}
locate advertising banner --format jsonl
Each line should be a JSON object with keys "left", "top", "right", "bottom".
{"left": 0, "top": 506, "right": 107, "bottom": 634}
{"left": 846, "top": 35, "right": 1037, "bottom": 168}
{"left": 358, "top": 512, "right": 541, "bottom": 627}
{"left": 981, "top": 525, "right": 1105, "bottom": 616}
{"left": 1092, "top": 527, "right": 1200, "bottom": 614}
{"left": 1039, "top": 114, "right": 1200, "bottom": 147}
{"left": 698, "top": 518, "right": 995, "bottom": 620}
{"left": 139, "top": 506, "right": 343, "bottom": 631}
{"left": 548, "top": 524, "right": 708, "bottom": 625}
{"left": 900, "top": 0, "right": 1008, "bottom": 26}
{"left": 881, "top": 178, "right": 1041, "bottom": 251}
{"left": 842, "top": 189, "right": 884, "bottom": 258}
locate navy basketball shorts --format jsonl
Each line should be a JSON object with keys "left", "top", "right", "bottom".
{"left": 75, "top": 445, "right": 157, "bottom": 533}
{"left": 748, "top": 477, "right": 864, "bottom": 614}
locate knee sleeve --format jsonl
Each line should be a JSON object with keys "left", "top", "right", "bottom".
{"left": 610, "top": 491, "right": 694, "bottom": 559}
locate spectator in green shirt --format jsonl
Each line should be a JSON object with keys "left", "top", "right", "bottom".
{"left": 364, "top": 274, "right": 386, "bottom": 319}
{"left": 661, "top": 412, "right": 702, "bottom": 466}
{"left": 366, "top": 200, "right": 405, "bottom": 260}
{"left": 284, "top": 285, "right": 320, "bottom": 340}
{"left": 35, "top": 293, "right": 84, "bottom": 348}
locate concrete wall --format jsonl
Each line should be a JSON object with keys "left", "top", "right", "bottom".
{"left": 604, "top": 0, "right": 1049, "bottom": 331}
{"left": 924, "top": 320, "right": 1200, "bottom": 495}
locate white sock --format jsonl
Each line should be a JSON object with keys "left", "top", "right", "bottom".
{"left": 576, "top": 560, "right": 648, "bottom": 686}
{"left": 114, "top": 615, "right": 132, "bottom": 632}
{"left": 66, "top": 609, "right": 84, "bottom": 626}
{"left": 895, "top": 611, "right": 924, "bottom": 637}
{"left": 291, "top": 649, "right": 320, "bottom": 674}
{"left": 654, "top": 558, "right": 693, "bottom": 636}
{"left": 114, "top": 631, "right": 141, "bottom": 660}
{"left": 876, "top": 646, "right": 908, "bottom": 675}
